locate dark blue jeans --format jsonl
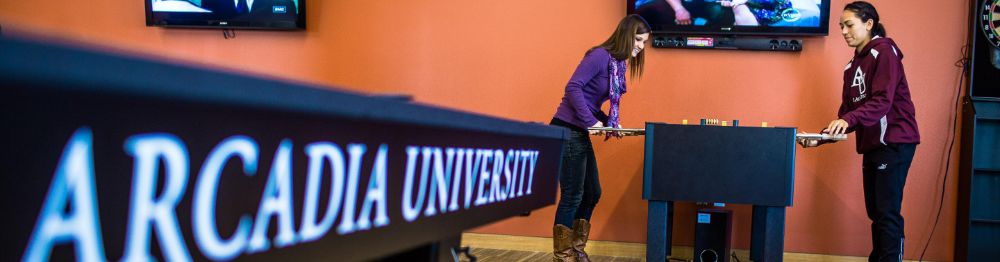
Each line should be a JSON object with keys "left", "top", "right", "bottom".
{"left": 551, "top": 118, "right": 601, "bottom": 228}
{"left": 862, "top": 143, "right": 916, "bottom": 262}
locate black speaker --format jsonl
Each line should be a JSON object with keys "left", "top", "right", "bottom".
{"left": 651, "top": 35, "right": 803, "bottom": 52}
{"left": 695, "top": 209, "right": 732, "bottom": 262}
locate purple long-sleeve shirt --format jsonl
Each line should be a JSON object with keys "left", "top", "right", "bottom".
{"left": 553, "top": 48, "right": 613, "bottom": 130}
{"left": 839, "top": 37, "right": 920, "bottom": 154}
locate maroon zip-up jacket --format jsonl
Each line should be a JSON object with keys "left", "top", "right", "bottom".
{"left": 839, "top": 37, "right": 920, "bottom": 154}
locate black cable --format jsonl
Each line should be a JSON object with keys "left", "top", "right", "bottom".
{"left": 918, "top": 43, "right": 969, "bottom": 262}
{"left": 223, "top": 29, "right": 237, "bottom": 39}
{"left": 917, "top": 3, "right": 975, "bottom": 260}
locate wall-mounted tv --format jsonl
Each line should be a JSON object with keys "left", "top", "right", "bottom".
{"left": 629, "top": 0, "right": 829, "bottom": 36}
{"left": 146, "top": 0, "right": 305, "bottom": 30}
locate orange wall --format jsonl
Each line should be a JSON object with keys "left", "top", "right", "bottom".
{"left": 0, "top": 0, "right": 965, "bottom": 260}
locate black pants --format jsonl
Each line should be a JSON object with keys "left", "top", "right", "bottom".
{"left": 862, "top": 143, "right": 916, "bottom": 262}
{"left": 551, "top": 118, "right": 601, "bottom": 228}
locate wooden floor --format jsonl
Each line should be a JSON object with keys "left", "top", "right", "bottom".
{"left": 460, "top": 233, "right": 936, "bottom": 262}
{"left": 459, "top": 248, "right": 642, "bottom": 262}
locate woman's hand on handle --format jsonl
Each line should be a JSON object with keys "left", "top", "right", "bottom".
{"left": 589, "top": 122, "right": 604, "bottom": 135}
{"left": 825, "top": 119, "right": 849, "bottom": 136}
{"left": 605, "top": 124, "right": 624, "bottom": 141}
{"left": 797, "top": 137, "right": 820, "bottom": 148}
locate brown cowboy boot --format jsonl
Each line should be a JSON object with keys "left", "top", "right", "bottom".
{"left": 553, "top": 224, "right": 577, "bottom": 262}
{"left": 571, "top": 219, "right": 591, "bottom": 262}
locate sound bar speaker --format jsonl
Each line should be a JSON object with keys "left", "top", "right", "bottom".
{"left": 695, "top": 209, "right": 732, "bottom": 262}
{"left": 651, "top": 35, "right": 803, "bottom": 52}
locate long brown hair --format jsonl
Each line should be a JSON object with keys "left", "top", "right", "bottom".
{"left": 592, "top": 14, "right": 650, "bottom": 79}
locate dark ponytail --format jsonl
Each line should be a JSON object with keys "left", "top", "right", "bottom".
{"left": 844, "top": 1, "right": 887, "bottom": 37}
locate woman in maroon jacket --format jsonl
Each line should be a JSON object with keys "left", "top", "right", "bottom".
{"left": 801, "top": 2, "right": 920, "bottom": 261}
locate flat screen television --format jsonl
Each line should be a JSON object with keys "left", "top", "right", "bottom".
{"left": 145, "top": 0, "right": 305, "bottom": 30}
{"left": 629, "top": 0, "right": 829, "bottom": 36}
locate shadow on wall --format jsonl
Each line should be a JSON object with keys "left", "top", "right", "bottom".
{"left": 599, "top": 156, "right": 647, "bottom": 242}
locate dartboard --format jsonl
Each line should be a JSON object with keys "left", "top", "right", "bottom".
{"left": 983, "top": 0, "right": 1000, "bottom": 48}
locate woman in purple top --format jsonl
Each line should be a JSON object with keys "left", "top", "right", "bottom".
{"left": 549, "top": 14, "right": 649, "bottom": 262}
{"left": 801, "top": 2, "right": 919, "bottom": 261}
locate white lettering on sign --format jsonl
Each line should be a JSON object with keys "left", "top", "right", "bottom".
{"left": 22, "top": 127, "right": 544, "bottom": 261}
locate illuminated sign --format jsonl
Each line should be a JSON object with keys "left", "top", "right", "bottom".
{"left": 21, "top": 127, "right": 543, "bottom": 261}
{"left": 0, "top": 38, "right": 563, "bottom": 261}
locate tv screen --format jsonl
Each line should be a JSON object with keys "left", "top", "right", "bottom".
{"left": 629, "top": 0, "right": 829, "bottom": 36}
{"left": 146, "top": 0, "right": 305, "bottom": 30}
